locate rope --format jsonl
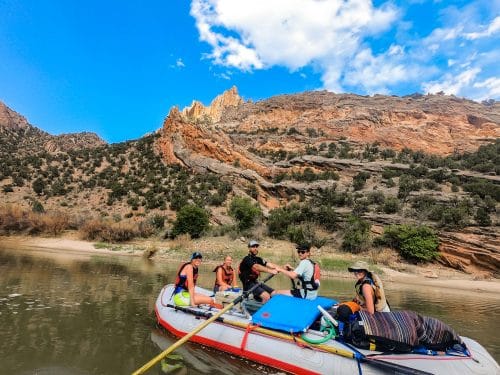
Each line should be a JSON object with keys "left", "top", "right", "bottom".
{"left": 240, "top": 323, "right": 259, "bottom": 352}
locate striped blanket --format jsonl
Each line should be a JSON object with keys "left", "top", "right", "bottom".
{"left": 358, "top": 310, "right": 463, "bottom": 350}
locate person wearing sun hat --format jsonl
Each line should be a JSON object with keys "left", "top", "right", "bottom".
{"left": 173, "top": 251, "right": 222, "bottom": 308}
{"left": 348, "top": 260, "right": 389, "bottom": 314}
{"left": 238, "top": 240, "right": 279, "bottom": 302}
{"left": 274, "top": 243, "right": 319, "bottom": 300}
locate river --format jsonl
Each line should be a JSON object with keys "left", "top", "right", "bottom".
{"left": 0, "top": 246, "right": 498, "bottom": 374}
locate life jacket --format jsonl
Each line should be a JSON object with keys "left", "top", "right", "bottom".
{"left": 174, "top": 262, "right": 198, "bottom": 294}
{"left": 295, "top": 259, "right": 321, "bottom": 291}
{"left": 355, "top": 273, "right": 388, "bottom": 312}
{"left": 213, "top": 264, "right": 234, "bottom": 288}
{"left": 238, "top": 255, "right": 261, "bottom": 285}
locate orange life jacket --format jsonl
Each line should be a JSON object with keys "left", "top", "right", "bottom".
{"left": 213, "top": 264, "right": 234, "bottom": 288}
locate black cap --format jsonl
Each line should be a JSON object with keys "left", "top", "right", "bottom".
{"left": 191, "top": 251, "right": 203, "bottom": 260}
{"left": 296, "top": 244, "right": 311, "bottom": 251}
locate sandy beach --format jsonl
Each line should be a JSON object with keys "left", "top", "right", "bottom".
{"left": 1, "top": 234, "right": 499, "bottom": 298}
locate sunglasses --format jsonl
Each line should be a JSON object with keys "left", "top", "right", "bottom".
{"left": 297, "top": 250, "right": 307, "bottom": 254}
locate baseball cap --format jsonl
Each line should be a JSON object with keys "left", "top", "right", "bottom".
{"left": 248, "top": 240, "right": 260, "bottom": 247}
{"left": 296, "top": 244, "right": 311, "bottom": 251}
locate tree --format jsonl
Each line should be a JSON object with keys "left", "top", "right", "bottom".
{"left": 171, "top": 204, "right": 209, "bottom": 238}
{"left": 376, "top": 224, "right": 439, "bottom": 263}
{"left": 474, "top": 207, "right": 492, "bottom": 227}
{"left": 32, "top": 178, "right": 45, "bottom": 196}
{"left": 341, "top": 216, "right": 371, "bottom": 253}
{"left": 228, "top": 196, "right": 262, "bottom": 231}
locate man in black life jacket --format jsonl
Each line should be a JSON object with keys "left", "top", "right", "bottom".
{"left": 275, "top": 244, "right": 319, "bottom": 300}
{"left": 238, "top": 240, "right": 278, "bottom": 302}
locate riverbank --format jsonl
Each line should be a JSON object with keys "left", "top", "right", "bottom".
{"left": 1, "top": 233, "right": 499, "bottom": 297}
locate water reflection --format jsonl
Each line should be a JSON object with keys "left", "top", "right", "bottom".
{"left": 0, "top": 246, "right": 498, "bottom": 375}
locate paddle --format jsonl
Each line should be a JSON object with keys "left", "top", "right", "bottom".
{"left": 132, "top": 273, "right": 275, "bottom": 375}
{"left": 166, "top": 304, "right": 433, "bottom": 375}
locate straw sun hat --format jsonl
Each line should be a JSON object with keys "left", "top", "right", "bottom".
{"left": 347, "top": 260, "right": 371, "bottom": 273}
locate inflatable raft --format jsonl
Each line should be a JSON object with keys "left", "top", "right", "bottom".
{"left": 155, "top": 284, "right": 499, "bottom": 375}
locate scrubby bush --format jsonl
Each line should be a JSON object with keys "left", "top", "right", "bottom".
{"left": 267, "top": 204, "right": 303, "bottom": 238}
{"left": 171, "top": 204, "right": 209, "bottom": 239}
{"left": 148, "top": 214, "right": 166, "bottom": 230}
{"left": 286, "top": 223, "right": 326, "bottom": 248}
{"left": 375, "top": 224, "right": 439, "bottom": 263}
{"left": 228, "top": 196, "right": 262, "bottom": 231}
{"left": 382, "top": 197, "right": 400, "bottom": 214}
{"left": 474, "top": 207, "right": 492, "bottom": 227}
{"left": 352, "top": 172, "right": 370, "bottom": 191}
{"left": 341, "top": 216, "right": 371, "bottom": 253}
{"left": 32, "top": 200, "right": 45, "bottom": 213}
{"left": 398, "top": 174, "right": 421, "bottom": 201}
{"left": 80, "top": 218, "right": 152, "bottom": 242}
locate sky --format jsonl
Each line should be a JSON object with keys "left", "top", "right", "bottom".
{"left": 0, "top": 0, "right": 499, "bottom": 143}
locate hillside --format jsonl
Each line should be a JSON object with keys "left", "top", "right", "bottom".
{"left": 0, "top": 92, "right": 499, "bottom": 276}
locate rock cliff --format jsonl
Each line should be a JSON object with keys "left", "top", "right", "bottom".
{"left": 157, "top": 88, "right": 499, "bottom": 274}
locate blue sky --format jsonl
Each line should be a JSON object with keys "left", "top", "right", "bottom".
{"left": 0, "top": 0, "right": 498, "bottom": 143}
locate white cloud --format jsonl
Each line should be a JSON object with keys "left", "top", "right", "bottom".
{"left": 422, "top": 67, "right": 481, "bottom": 96}
{"left": 464, "top": 16, "right": 500, "bottom": 40}
{"left": 169, "top": 57, "right": 186, "bottom": 69}
{"left": 176, "top": 58, "right": 185, "bottom": 68}
{"left": 343, "top": 48, "right": 422, "bottom": 94}
{"left": 473, "top": 77, "right": 500, "bottom": 101}
{"left": 190, "top": 0, "right": 500, "bottom": 100}
{"left": 191, "top": 0, "right": 398, "bottom": 86}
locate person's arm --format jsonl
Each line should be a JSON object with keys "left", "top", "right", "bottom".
{"left": 230, "top": 272, "right": 238, "bottom": 288}
{"left": 265, "top": 261, "right": 278, "bottom": 269}
{"left": 252, "top": 263, "right": 278, "bottom": 274}
{"left": 216, "top": 267, "right": 230, "bottom": 289}
{"left": 361, "top": 283, "right": 375, "bottom": 314}
{"left": 276, "top": 265, "right": 297, "bottom": 279}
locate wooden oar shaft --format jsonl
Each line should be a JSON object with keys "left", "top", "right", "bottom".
{"left": 132, "top": 302, "right": 235, "bottom": 375}
{"left": 132, "top": 273, "right": 275, "bottom": 375}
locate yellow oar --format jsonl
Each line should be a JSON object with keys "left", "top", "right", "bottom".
{"left": 132, "top": 274, "right": 275, "bottom": 375}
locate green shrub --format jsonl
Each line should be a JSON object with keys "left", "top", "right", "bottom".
{"left": 286, "top": 223, "right": 326, "bottom": 248}
{"left": 376, "top": 224, "right": 439, "bottom": 262}
{"left": 352, "top": 172, "right": 370, "bottom": 191}
{"left": 32, "top": 178, "right": 45, "bottom": 196}
{"left": 32, "top": 200, "right": 45, "bottom": 213}
{"left": 267, "top": 204, "right": 303, "bottom": 238}
{"left": 148, "top": 214, "right": 166, "bottom": 230}
{"left": 398, "top": 174, "right": 421, "bottom": 201}
{"left": 382, "top": 197, "right": 400, "bottom": 214}
{"left": 228, "top": 196, "right": 262, "bottom": 231}
{"left": 474, "top": 207, "right": 492, "bottom": 227}
{"left": 341, "top": 216, "right": 371, "bottom": 253}
{"left": 171, "top": 204, "right": 209, "bottom": 239}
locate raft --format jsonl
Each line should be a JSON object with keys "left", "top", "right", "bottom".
{"left": 155, "top": 284, "right": 499, "bottom": 375}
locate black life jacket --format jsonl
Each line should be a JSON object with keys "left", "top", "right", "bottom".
{"left": 238, "top": 255, "right": 261, "bottom": 285}
{"left": 295, "top": 259, "right": 321, "bottom": 291}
